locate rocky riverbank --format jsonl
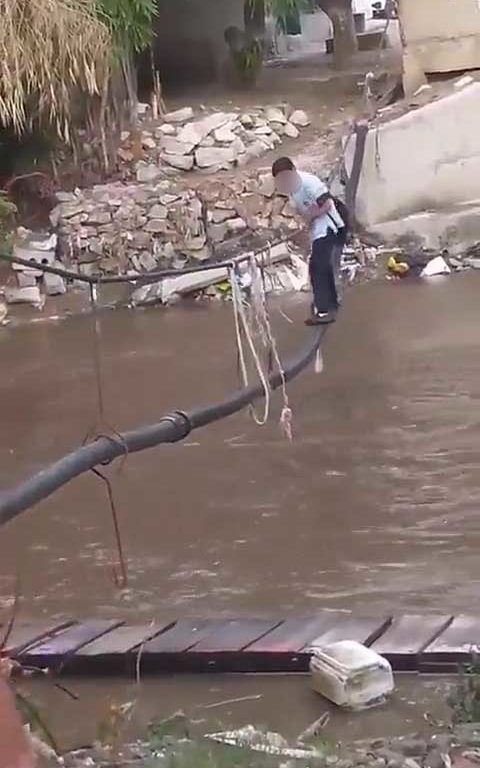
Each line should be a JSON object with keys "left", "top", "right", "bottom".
{"left": 41, "top": 721, "right": 480, "bottom": 768}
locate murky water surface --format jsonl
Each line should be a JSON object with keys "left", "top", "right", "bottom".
{"left": 1, "top": 274, "right": 479, "bottom": 741}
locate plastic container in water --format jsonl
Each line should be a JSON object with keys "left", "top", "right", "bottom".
{"left": 309, "top": 640, "right": 394, "bottom": 710}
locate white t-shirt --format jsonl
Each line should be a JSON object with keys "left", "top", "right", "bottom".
{"left": 290, "top": 171, "right": 344, "bottom": 242}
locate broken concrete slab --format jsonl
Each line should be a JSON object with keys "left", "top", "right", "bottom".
{"left": 43, "top": 272, "right": 67, "bottom": 295}
{"left": 4, "top": 286, "right": 43, "bottom": 307}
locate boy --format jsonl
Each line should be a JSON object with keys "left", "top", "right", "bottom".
{"left": 272, "top": 156, "right": 346, "bottom": 325}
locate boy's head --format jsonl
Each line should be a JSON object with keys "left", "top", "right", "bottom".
{"left": 272, "top": 156, "right": 299, "bottom": 195}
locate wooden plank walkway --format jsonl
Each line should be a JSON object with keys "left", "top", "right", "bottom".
{"left": 2, "top": 613, "right": 479, "bottom": 676}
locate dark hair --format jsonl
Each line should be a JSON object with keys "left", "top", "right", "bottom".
{"left": 272, "top": 156, "right": 295, "bottom": 177}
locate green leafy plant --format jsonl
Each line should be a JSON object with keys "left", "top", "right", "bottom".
{"left": 447, "top": 652, "right": 480, "bottom": 724}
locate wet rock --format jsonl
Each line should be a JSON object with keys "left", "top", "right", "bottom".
{"left": 391, "top": 739, "right": 428, "bottom": 758}
{"left": 290, "top": 109, "right": 310, "bottom": 127}
{"left": 163, "top": 107, "right": 194, "bottom": 123}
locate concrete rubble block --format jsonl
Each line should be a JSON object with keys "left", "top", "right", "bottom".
{"left": 163, "top": 107, "right": 194, "bottom": 123}
{"left": 4, "top": 285, "right": 43, "bottom": 307}
{"left": 199, "top": 136, "right": 215, "bottom": 147}
{"left": 162, "top": 154, "right": 194, "bottom": 171}
{"left": 160, "top": 136, "right": 196, "bottom": 156}
{"left": 144, "top": 218, "right": 169, "bottom": 234}
{"left": 265, "top": 106, "right": 287, "bottom": 124}
{"left": 289, "top": 109, "right": 310, "bottom": 127}
{"left": 43, "top": 270, "right": 67, "bottom": 296}
{"left": 195, "top": 146, "right": 236, "bottom": 169}
{"left": 16, "top": 271, "right": 37, "bottom": 288}
{"left": 87, "top": 210, "right": 111, "bottom": 225}
{"left": 254, "top": 124, "right": 273, "bottom": 136}
{"left": 284, "top": 122, "right": 300, "bottom": 139}
{"left": 184, "top": 235, "right": 207, "bottom": 251}
{"left": 160, "top": 266, "right": 228, "bottom": 303}
{"left": 212, "top": 208, "right": 236, "bottom": 223}
{"left": 240, "top": 113, "right": 254, "bottom": 128}
{"left": 147, "top": 204, "right": 168, "bottom": 219}
{"left": 208, "top": 222, "right": 228, "bottom": 243}
{"left": 156, "top": 124, "right": 176, "bottom": 136}
{"left": 136, "top": 162, "right": 162, "bottom": 183}
{"left": 226, "top": 217, "right": 247, "bottom": 234}
{"left": 214, "top": 126, "right": 236, "bottom": 143}
{"left": 178, "top": 112, "right": 233, "bottom": 145}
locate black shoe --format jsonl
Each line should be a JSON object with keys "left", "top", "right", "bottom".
{"left": 304, "top": 311, "right": 336, "bottom": 326}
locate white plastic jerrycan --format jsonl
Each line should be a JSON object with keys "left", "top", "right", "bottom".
{"left": 309, "top": 639, "right": 394, "bottom": 710}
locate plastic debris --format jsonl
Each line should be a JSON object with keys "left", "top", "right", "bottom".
{"left": 308, "top": 640, "right": 394, "bottom": 710}
{"left": 420, "top": 255, "right": 451, "bottom": 277}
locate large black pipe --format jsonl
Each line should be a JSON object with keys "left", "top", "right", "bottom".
{"left": 0, "top": 326, "right": 326, "bottom": 527}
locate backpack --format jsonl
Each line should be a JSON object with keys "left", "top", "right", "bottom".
{"left": 331, "top": 195, "right": 350, "bottom": 235}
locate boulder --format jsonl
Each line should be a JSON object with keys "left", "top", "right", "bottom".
{"left": 43, "top": 271, "right": 67, "bottom": 296}
{"left": 240, "top": 113, "right": 254, "bottom": 128}
{"left": 144, "top": 219, "right": 169, "bottom": 234}
{"left": 227, "top": 217, "right": 247, "bottom": 234}
{"left": 214, "top": 126, "right": 236, "bottom": 143}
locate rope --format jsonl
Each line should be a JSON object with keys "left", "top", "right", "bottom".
{"left": 229, "top": 266, "right": 271, "bottom": 426}
{"left": 250, "top": 248, "right": 294, "bottom": 441}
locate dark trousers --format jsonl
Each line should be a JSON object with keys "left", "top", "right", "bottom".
{"left": 309, "top": 231, "right": 341, "bottom": 314}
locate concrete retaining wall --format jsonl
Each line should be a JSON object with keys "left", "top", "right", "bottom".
{"left": 345, "top": 82, "right": 480, "bottom": 249}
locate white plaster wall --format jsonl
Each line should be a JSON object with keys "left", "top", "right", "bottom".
{"left": 345, "top": 83, "right": 480, "bottom": 234}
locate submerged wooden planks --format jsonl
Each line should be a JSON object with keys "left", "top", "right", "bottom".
{"left": 3, "top": 613, "right": 478, "bottom": 676}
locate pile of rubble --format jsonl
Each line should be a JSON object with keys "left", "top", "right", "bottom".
{"left": 47, "top": 169, "right": 300, "bottom": 279}
{"left": 126, "top": 104, "right": 310, "bottom": 179}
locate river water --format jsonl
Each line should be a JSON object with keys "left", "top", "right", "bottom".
{"left": 0, "top": 273, "right": 478, "bottom": 745}
{"left": 2, "top": 272, "right": 480, "bottom": 620}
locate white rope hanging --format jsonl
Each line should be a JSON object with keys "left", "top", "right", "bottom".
{"left": 229, "top": 265, "right": 271, "bottom": 426}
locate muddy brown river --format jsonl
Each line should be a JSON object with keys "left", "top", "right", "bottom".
{"left": 1, "top": 273, "right": 479, "bottom": 747}
{"left": 1, "top": 272, "right": 480, "bottom": 622}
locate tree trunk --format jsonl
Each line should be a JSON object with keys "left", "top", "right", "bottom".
{"left": 244, "top": 0, "right": 265, "bottom": 40}
{"left": 320, "top": 0, "right": 358, "bottom": 68}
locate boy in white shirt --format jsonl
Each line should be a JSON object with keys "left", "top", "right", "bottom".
{"left": 272, "top": 156, "right": 346, "bottom": 325}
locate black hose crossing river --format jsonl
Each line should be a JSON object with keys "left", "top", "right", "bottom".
{"left": 0, "top": 325, "right": 327, "bottom": 528}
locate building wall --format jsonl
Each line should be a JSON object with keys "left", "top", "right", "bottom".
{"left": 399, "top": 0, "right": 480, "bottom": 83}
